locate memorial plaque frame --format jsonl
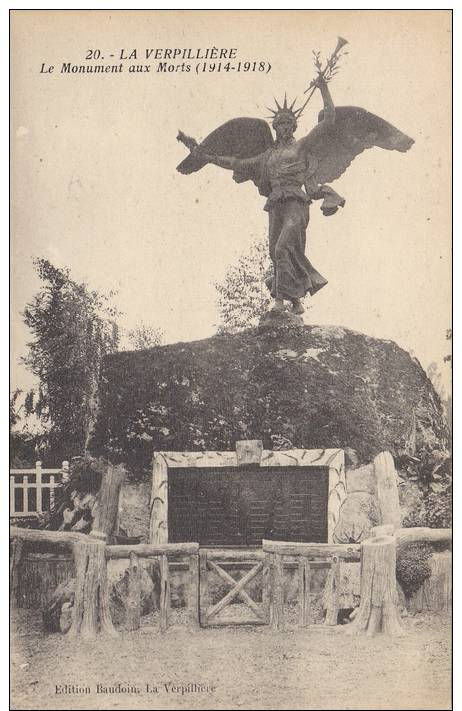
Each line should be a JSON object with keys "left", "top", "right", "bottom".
{"left": 149, "top": 447, "right": 346, "bottom": 546}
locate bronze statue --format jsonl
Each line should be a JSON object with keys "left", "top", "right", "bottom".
{"left": 177, "top": 38, "right": 414, "bottom": 316}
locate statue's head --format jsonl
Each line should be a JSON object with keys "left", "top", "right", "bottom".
{"left": 272, "top": 112, "right": 297, "bottom": 141}
{"left": 267, "top": 94, "right": 303, "bottom": 142}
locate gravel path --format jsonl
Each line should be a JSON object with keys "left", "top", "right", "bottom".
{"left": 11, "top": 609, "right": 451, "bottom": 710}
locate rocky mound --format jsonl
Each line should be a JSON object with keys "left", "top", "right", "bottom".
{"left": 90, "top": 324, "right": 449, "bottom": 480}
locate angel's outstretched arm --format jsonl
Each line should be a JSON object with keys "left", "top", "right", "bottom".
{"left": 204, "top": 154, "right": 236, "bottom": 170}
{"left": 201, "top": 152, "right": 259, "bottom": 172}
{"left": 177, "top": 119, "right": 273, "bottom": 176}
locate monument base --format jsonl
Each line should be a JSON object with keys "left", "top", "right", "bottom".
{"left": 92, "top": 324, "right": 450, "bottom": 485}
{"left": 258, "top": 308, "right": 304, "bottom": 330}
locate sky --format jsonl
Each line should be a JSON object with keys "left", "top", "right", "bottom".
{"left": 10, "top": 10, "right": 452, "bottom": 396}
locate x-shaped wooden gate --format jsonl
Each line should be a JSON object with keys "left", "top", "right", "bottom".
{"left": 199, "top": 549, "right": 269, "bottom": 627}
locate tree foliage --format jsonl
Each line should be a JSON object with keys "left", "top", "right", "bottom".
{"left": 444, "top": 328, "right": 452, "bottom": 364}
{"left": 426, "top": 330, "right": 452, "bottom": 432}
{"left": 126, "top": 322, "right": 164, "bottom": 350}
{"left": 9, "top": 388, "right": 23, "bottom": 429}
{"left": 22, "top": 259, "right": 120, "bottom": 461}
{"left": 215, "top": 238, "right": 272, "bottom": 332}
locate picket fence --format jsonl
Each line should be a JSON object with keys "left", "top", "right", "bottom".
{"left": 10, "top": 460, "right": 69, "bottom": 517}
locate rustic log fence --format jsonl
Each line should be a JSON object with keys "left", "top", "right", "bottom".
{"left": 262, "top": 540, "right": 361, "bottom": 630}
{"left": 199, "top": 548, "right": 268, "bottom": 627}
{"left": 106, "top": 542, "right": 200, "bottom": 632}
{"left": 10, "top": 525, "right": 451, "bottom": 638}
{"left": 10, "top": 516, "right": 452, "bottom": 639}
{"left": 10, "top": 526, "right": 200, "bottom": 638}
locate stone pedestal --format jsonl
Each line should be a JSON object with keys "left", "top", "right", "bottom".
{"left": 258, "top": 308, "right": 304, "bottom": 330}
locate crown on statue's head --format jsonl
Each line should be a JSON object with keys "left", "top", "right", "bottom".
{"left": 266, "top": 93, "right": 304, "bottom": 125}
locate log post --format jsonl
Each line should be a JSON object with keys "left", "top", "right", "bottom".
{"left": 150, "top": 455, "right": 168, "bottom": 544}
{"left": 374, "top": 452, "right": 401, "bottom": 529}
{"left": 270, "top": 553, "right": 284, "bottom": 631}
{"left": 159, "top": 554, "right": 170, "bottom": 632}
{"left": 67, "top": 538, "right": 117, "bottom": 640}
{"left": 126, "top": 552, "right": 141, "bottom": 631}
{"left": 298, "top": 556, "right": 311, "bottom": 627}
{"left": 262, "top": 552, "right": 271, "bottom": 618}
{"left": 408, "top": 586, "right": 424, "bottom": 614}
{"left": 91, "top": 463, "right": 125, "bottom": 541}
{"left": 409, "top": 551, "right": 452, "bottom": 613}
{"left": 424, "top": 551, "right": 452, "bottom": 612}
{"left": 199, "top": 551, "right": 208, "bottom": 627}
{"left": 10, "top": 537, "right": 24, "bottom": 606}
{"left": 441, "top": 552, "right": 452, "bottom": 612}
{"left": 188, "top": 553, "right": 200, "bottom": 630}
{"left": 324, "top": 556, "right": 340, "bottom": 626}
{"left": 348, "top": 534, "right": 404, "bottom": 637}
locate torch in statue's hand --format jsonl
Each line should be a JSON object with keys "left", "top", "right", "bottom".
{"left": 307, "top": 74, "right": 329, "bottom": 91}
{"left": 303, "top": 36, "right": 348, "bottom": 97}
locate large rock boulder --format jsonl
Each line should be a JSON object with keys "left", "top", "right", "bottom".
{"left": 333, "top": 492, "right": 381, "bottom": 543}
{"left": 346, "top": 463, "right": 376, "bottom": 495}
{"left": 90, "top": 324, "right": 449, "bottom": 479}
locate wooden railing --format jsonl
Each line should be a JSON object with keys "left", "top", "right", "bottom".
{"left": 10, "top": 523, "right": 452, "bottom": 639}
{"left": 10, "top": 460, "right": 69, "bottom": 517}
{"left": 262, "top": 540, "right": 361, "bottom": 630}
{"left": 199, "top": 548, "right": 267, "bottom": 627}
{"left": 10, "top": 526, "right": 200, "bottom": 637}
{"left": 106, "top": 542, "right": 200, "bottom": 632}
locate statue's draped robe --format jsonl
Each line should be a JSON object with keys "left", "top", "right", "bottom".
{"left": 231, "top": 141, "right": 344, "bottom": 300}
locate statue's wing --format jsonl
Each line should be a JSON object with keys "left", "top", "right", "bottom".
{"left": 300, "top": 106, "right": 414, "bottom": 184}
{"left": 176, "top": 117, "right": 274, "bottom": 174}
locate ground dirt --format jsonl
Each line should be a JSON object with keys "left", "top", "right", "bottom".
{"left": 11, "top": 608, "right": 451, "bottom": 710}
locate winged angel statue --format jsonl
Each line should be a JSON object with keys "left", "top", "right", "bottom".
{"left": 177, "top": 38, "right": 414, "bottom": 316}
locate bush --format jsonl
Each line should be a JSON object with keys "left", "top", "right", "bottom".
{"left": 400, "top": 479, "right": 452, "bottom": 530}
{"left": 424, "top": 488, "right": 452, "bottom": 528}
{"left": 396, "top": 542, "right": 433, "bottom": 598}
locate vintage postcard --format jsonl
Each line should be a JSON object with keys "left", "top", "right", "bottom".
{"left": 10, "top": 10, "right": 452, "bottom": 710}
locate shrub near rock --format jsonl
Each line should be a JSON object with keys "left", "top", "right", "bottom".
{"left": 396, "top": 542, "right": 433, "bottom": 600}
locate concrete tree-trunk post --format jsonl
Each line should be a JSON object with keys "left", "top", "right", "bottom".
{"left": 68, "top": 537, "right": 117, "bottom": 640}
{"left": 348, "top": 533, "right": 404, "bottom": 637}
{"left": 10, "top": 537, "right": 24, "bottom": 607}
{"left": 126, "top": 552, "right": 141, "bottom": 631}
{"left": 68, "top": 463, "right": 125, "bottom": 639}
{"left": 270, "top": 553, "right": 285, "bottom": 631}
{"left": 91, "top": 463, "right": 126, "bottom": 541}
{"left": 324, "top": 555, "right": 341, "bottom": 626}
{"left": 374, "top": 451, "right": 401, "bottom": 529}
